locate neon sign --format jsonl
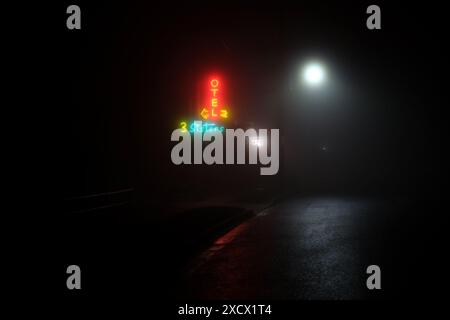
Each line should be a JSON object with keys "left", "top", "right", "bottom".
{"left": 176, "top": 75, "right": 230, "bottom": 136}
{"left": 180, "top": 121, "right": 225, "bottom": 133}
{"left": 200, "top": 78, "right": 229, "bottom": 120}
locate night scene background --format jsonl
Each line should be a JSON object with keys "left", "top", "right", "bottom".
{"left": 22, "top": 0, "right": 449, "bottom": 312}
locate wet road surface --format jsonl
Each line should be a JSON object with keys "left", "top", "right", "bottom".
{"left": 52, "top": 195, "right": 443, "bottom": 301}
{"left": 177, "top": 197, "right": 411, "bottom": 299}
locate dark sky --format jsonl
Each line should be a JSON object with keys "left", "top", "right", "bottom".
{"left": 42, "top": 1, "right": 447, "bottom": 201}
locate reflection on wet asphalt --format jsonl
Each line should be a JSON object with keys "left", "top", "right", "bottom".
{"left": 179, "top": 197, "right": 390, "bottom": 299}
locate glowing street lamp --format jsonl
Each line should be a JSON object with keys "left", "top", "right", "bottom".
{"left": 302, "top": 62, "right": 326, "bottom": 87}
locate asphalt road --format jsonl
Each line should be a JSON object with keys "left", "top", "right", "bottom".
{"left": 49, "top": 195, "right": 443, "bottom": 301}
{"left": 176, "top": 197, "right": 426, "bottom": 300}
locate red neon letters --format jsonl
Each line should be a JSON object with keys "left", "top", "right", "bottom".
{"left": 200, "top": 78, "right": 228, "bottom": 120}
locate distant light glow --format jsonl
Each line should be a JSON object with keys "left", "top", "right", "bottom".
{"left": 251, "top": 137, "right": 264, "bottom": 147}
{"left": 303, "top": 62, "right": 326, "bottom": 86}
